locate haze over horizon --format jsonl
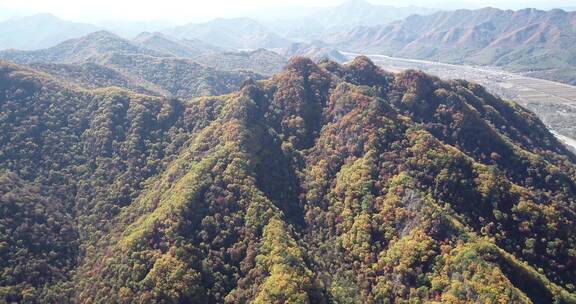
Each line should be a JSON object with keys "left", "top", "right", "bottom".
{"left": 0, "top": 0, "right": 575, "bottom": 23}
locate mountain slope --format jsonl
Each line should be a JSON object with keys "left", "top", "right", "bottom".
{"left": 28, "top": 61, "right": 161, "bottom": 95}
{"left": 338, "top": 8, "right": 576, "bottom": 84}
{"left": 193, "top": 49, "right": 288, "bottom": 75}
{"left": 96, "top": 53, "right": 264, "bottom": 98}
{"left": 0, "top": 14, "right": 100, "bottom": 50}
{"left": 133, "top": 32, "right": 222, "bottom": 58}
{"left": 1, "top": 57, "right": 576, "bottom": 303}
{"left": 281, "top": 42, "right": 347, "bottom": 62}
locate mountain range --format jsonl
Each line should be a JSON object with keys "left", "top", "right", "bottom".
{"left": 1, "top": 2, "right": 576, "bottom": 303}
{"left": 257, "top": 0, "right": 436, "bottom": 41}
{"left": 0, "top": 1, "right": 437, "bottom": 51}
{"left": 163, "top": 17, "right": 291, "bottom": 50}
{"left": 1, "top": 52, "right": 576, "bottom": 302}
{"left": 337, "top": 7, "right": 576, "bottom": 84}
{"left": 0, "top": 31, "right": 265, "bottom": 99}
{"left": 307, "top": 0, "right": 435, "bottom": 30}
{"left": 5, "top": 5, "right": 576, "bottom": 88}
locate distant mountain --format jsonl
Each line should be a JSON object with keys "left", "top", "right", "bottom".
{"left": 20, "top": 55, "right": 262, "bottom": 100}
{"left": 96, "top": 53, "right": 264, "bottom": 99}
{"left": 0, "top": 14, "right": 100, "bottom": 50}
{"left": 281, "top": 42, "right": 347, "bottom": 62}
{"left": 337, "top": 7, "right": 576, "bottom": 84}
{"left": 133, "top": 32, "right": 222, "bottom": 58}
{"left": 98, "top": 20, "right": 175, "bottom": 38}
{"left": 163, "top": 17, "right": 291, "bottom": 49}
{"left": 261, "top": 0, "right": 436, "bottom": 41}
{"left": 0, "top": 7, "right": 34, "bottom": 22}
{"left": 0, "top": 31, "right": 165, "bottom": 64}
{"left": 310, "top": 0, "right": 436, "bottom": 30}
{"left": 0, "top": 31, "right": 263, "bottom": 99}
{"left": 193, "top": 49, "right": 287, "bottom": 75}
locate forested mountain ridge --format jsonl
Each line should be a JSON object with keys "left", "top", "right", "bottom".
{"left": 1, "top": 57, "right": 576, "bottom": 303}
{"left": 93, "top": 53, "right": 265, "bottom": 99}
{"left": 0, "top": 31, "right": 166, "bottom": 64}
{"left": 0, "top": 32, "right": 266, "bottom": 99}
{"left": 193, "top": 49, "right": 288, "bottom": 75}
{"left": 337, "top": 7, "right": 576, "bottom": 84}
{"left": 27, "top": 61, "right": 163, "bottom": 95}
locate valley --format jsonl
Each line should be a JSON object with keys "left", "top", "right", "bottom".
{"left": 342, "top": 51, "right": 576, "bottom": 151}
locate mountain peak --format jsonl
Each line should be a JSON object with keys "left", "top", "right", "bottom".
{"left": 133, "top": 31, "right": 170, "bottom": 42}
{"left": 347, "top": 55, "right": 375, "bottom": 68}
{"left": 286, "top": 56, "right": 318, "bottom": 73}
{"left": 344, "top": 55, "right": 390, "bottom": 86}
{"left": 83, "top": 30, "right": 122, "bottom": 40}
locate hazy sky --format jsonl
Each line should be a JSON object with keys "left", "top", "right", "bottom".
{"left": 0, "top": 0, "right": 574, "bottom": 22}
